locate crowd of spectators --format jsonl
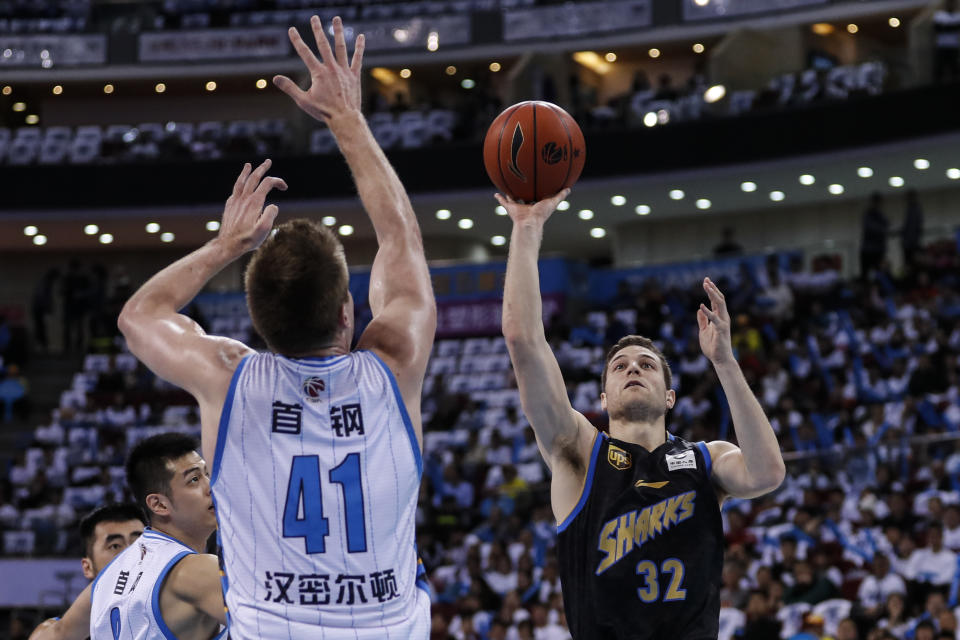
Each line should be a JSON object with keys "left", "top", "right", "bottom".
{"left": 2, "top": 235, "right": 960, "bottom": 639}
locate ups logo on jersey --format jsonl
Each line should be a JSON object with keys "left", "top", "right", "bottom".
{"left": 607, "top": 445, "right": 632, "bottom": 470}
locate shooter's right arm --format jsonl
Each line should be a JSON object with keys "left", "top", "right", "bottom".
{"left": 28, "top": 584, "right": 91, "bottom": 640}
{"left": 499, "top": 191, "right": 596, "bottom": 480}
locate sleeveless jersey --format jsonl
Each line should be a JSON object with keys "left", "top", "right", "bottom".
{"left": 90, "top": 528, "right": 221, "bottom": 640}
{"left": 557, "top": 432, "right": 723, "bottom": 640}
{"left": 211, "top": 350, "right": 428, "bottom": 639}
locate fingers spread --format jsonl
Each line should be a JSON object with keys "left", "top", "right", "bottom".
{"left": 311, "top": 15, "right": 336, "bottom": 65}
{"left": 288, "top": 27, "right": 322, "bottom": 74}
{"left": 351, "top": 33, "right": 365, "bottom": 73}
{"left": 333, "top": 16, "right": 349, "bottom": 66}
{"left": 233, "top": 162, "right": 252, "bottom": 196}
{"left": 699, "top": 303, "right": 720, "bottom": 324}
{"left": 244, "top": 159, "right": 272, "bottom": 195}
{"left": 255, "top": 176, "right": 288, "bottom": 197}
{"left": 697, "top": 308, "right": 708, "bottom": 331}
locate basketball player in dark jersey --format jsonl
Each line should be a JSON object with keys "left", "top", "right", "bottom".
{"left": 497, "top": 190, "right": 786, "bottom": 640}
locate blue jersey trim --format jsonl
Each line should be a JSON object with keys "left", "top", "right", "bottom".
{"left": 211, "top": 493, "right": 232, "bottom": 631}
{"left": 696, "top": 441, "right": 712, "bottom": 478}
{"left": 557, "top": 431, "right": 604, "bottom": 533}
{"left": 366, "top": 350, "right": 423, "bottom": 478}
{"left": 90, "top": 546, "right": 126, "bottom": 600}
{"left": 211, "top": 354, "right": 251, "bottom": 487}
{"left": 279, "top": 353, "right": 351, "bottom": 367}
{"left": 141, "top": 527, "right": 193, "bottom": 549}
{"left": 151, "top": 550, "right": 194, "bottom": 640}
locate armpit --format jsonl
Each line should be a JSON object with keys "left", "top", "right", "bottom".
{"left": 552, "top": 431, "right": 585, "bottom": 476}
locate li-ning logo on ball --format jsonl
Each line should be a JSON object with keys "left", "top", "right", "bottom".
{"left": 302, "top": 377, "right": 326, "bottom": 402}
{"left": 507, "top": 123, "right": 527, "bottom": 181}
{"left": 541, "top": 142, "right": 567, "bottom": 165}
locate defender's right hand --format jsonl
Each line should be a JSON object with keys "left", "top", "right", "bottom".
{"left": 494, "top": 189, "right": 570, "bottom": 228}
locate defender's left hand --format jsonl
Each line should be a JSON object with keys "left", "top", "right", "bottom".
{"left": 697, "top": 277, "right": 735, "bottom": 366}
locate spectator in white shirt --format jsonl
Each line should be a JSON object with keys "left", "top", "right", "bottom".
{"left": 906, "top": 523, "right": 958, "bottom": 586}
{"left": 858, "top": 554, "right": 907, "bottom": 617}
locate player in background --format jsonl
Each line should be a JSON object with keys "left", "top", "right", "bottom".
{"left": 497, "top": 190, "right": 785, "bottom": 639}
{"left": 115, "top": 15, "right": 435, "bottom": 639}
{"left": 29, "top": 433, "right": 226, "bottom": 640}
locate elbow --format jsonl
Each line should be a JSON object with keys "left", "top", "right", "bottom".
{"left": 758, "top": 461, "right": 786, "bottom": 495}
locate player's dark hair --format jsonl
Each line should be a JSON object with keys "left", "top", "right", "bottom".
{"left": 79, "top": 503, "right": 146, "bottom": 557}
{"left": 245, "top": 218, "right": 349, "bottom": 355}
{"left": 600, "top": 335, "right": 673, "bottom": 394}
{"left": 126, "top": 433, "right": 199, "bottom": 523}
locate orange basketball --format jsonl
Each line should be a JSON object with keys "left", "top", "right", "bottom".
{"left": 483, "top": 101, "right": 586, "bottom": 203}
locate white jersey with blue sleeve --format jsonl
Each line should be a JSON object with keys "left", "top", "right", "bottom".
{"left": 89, "top": 528, "right": 222, "bottom": 640}
{"left": 210, "top": 350, "right": 429, "bottom": 639}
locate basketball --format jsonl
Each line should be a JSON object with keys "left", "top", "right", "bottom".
{"left": 483, "top": 101, "right": 586, "bottom": 203}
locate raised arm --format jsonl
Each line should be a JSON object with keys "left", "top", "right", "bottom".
{"left": 165, "top": 553, "right": 228, "bottom": 626}
{"left": 498, "top": 191, "right": 597, "bottom": 520}
{"left": 274, "top": 17, "right": 436, "bottom": 423}
{"left": 28, "top": 584, "right": 91, "bottom": 640}
{"left": 698, "top": 277, "right": 786, "bottom": 499}
{"left": 117, "top": 161, "right": 287, "bottom": 462}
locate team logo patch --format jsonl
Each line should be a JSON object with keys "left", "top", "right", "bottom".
{"left": 635, "top": 479, "right": 670, "bottom": 489}
{"left": 666, "top": 450, "right": 697, "bottom": 471}
{"left": 607, "top": 444, "right": 632, "bottom": 470}
{"left": 302, "top": 377, "right": 326, "bottom": 402}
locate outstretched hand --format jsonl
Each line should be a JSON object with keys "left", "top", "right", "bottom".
{"left": 697, "top": 277, "right": 735, "bottom": 366}
{"left": 273, "top": 16, "right": 364, "bottom": 123}
{"left": 494, "top": 189, "right": 571, "bottom": 228}
{"left": 218, "top": 159, "right": 287, "bottom": 255}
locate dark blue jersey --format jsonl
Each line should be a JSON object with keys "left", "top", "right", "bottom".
{"left": 557, "top": 432, "right": 724, "bottom": 640}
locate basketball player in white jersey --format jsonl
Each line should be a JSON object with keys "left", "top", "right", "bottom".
{"left": 114, "top": 15, "right": 435, "bottom": 640}
{"left": 29, "top": 433, "right": 227, "bottom": 640}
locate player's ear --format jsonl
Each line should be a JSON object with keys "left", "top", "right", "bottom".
{"left": 665, "top": 389, "right": 676, "bottom": 410}
{"left": 145, "top": 492, "right": 170, "bottom": 519}
{"left": 81, "top": 556, "right": 96, "bottom": 580}
{"left": 600, "top": 392, "right": 607, "bottom": 412}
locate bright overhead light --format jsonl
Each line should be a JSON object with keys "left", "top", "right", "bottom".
{"left": 828, "top": 183, "right": 845, "bottom": 194}
{"left": 799, "top": 174, "right": 815, "bottom": 185}
{"left": 491, "top": 235, "right": 506, "bottom": 246}
{"left": 155, "top": 83, "right": 166, "bottom": 93}
{"left": 256, "top": 79, "right": 267, "bottom": 89}
{"left": 145, "top": 222, "right": 160, "bottom": 233}
{"left": 556, "top": 200, "right": 570, "bottom": 211}
{"left": 694, "top": 0, "right": 709, "bottom": 5}
{"left": 84, "top": 224, "right": 98, "bottom": 235}
{"left": 888, "top": 17, "right": 900, "bottom": 28}
{"left": 669, "top": 189, "right": 685, "bottom": 200}
{"left": 857, "top": 167, "right": 874, "bottom": 178}
{"left": 436, "top": 208, "right": 451, "bottom": 220}
{"left": 889, "top": 176, "right": 904, "bottom": 187}
{"left": 572, "top": 51, "right": 612, "bottom": 74}
{"left": 33, "top": 235, "right": 47, "bottom": 246}
{"left": 695, "top": 198, "right": 711, "bottom": 209}
{"left": 703, "top": 85, "right": 726, "bottom": 103}
{"left": 205, "top": 81, "right": 217, "bottom": 91}
{"left": 52, "top": 85, "right": 62, "bottom": 95}
{"left": 426, "top": 31, "right": 439, "bottom": 52}
{"left": 1, "top": 86, "right": 11, "bottom": 95}
{"left": 371, "top": 67, "right": 397, "bottom": 85}
{"left": 399, "top": 68, "right": 411, "bottom": 79}
{"left": 461, "top": 79, "right": 475, "bottom": 89}
{"left": 12, "top": 102, "right": 25, "bottom": 112}
{"left": 578, "top": 209, "right": 594, "bottom": 220}
{"left": 643, "top": 112, "right": 658, "bottom": 127}
{"left": 322, "top": 216, "right": 336, "bottom": 226}
{"left": 489, "top": 62, "right": 501, "bottom": 72}
{"left": 605, "top": 52, "right": 617, "bottom": 63}
{"left": 393, "top": 28, "right": 409, "bottom": 42}
{"left": 635, "top": 205, "right": 651, "bottom": 215}
{"left": 914, "top": 158, "right": 930, "bottom": 170}
{"left": 103, "top": 84, "right": 114, "bottom": 94}
{"left": 495, "top": 205, "right": 508, "bottom": 216}
{"left": 648, "top": 48, "right": 660, "bottom": 58}
{"left": 769, "top": 190, "right": 785, "bottom": 202}
{"left": 590, "top": 227, "right": 606, "bottom": 238}
{"left": 25, "top": 114, "right": 38, "bottom": 125}
{"left": 99, "top": 233, "right": 113, "bottom": 244}
{"left": 611, "top": 195, "right": 626, "bottom": 206}
{"left": 693, "top": 43, "right": 705, "bottom": 54}
{"left": 23, "top": 225, "right": 38, "bottom": 236}
{"left": 205, "top": 220, "right": 220, "bottom": 231}
{"left": 947, "top": 168, "right": 960, "bottom": 180}
{"left": 847, "top": 23, "right": 858, "bottom": 34}
{"left": 339, "top": 224, "right": 354, "bottom": 236}
{"left": 160, "top": 232, "right": 175, "bottom": 242}
{"left": 445, "top": 65, "right": 457, "bottom": 75}
{"left": 812, "top": 23, "right": 835, "bottom": 36}
{"left": 741, "top": 181, "right": 757, "bottom": 192}
{"left": 457, "top": 218, "right": 474, "bottom": 229}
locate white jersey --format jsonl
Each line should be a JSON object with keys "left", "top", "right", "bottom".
{"left": 90, "top": 528, "right": 222, "bottom": 640}
{"left": 211, "top": 350, "right": 428, "bottom": 639}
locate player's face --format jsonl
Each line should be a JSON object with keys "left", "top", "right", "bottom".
{"left": 82, "top": 519, "right": 144, "bottom": 579}
{"left": 601, "top": 345, "right": 675, "bottom": 423}
{"left": 166, "top": 452, "right": 218, "bottom": 535}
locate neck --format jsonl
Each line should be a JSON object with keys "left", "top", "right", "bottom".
{"left": 607, "top": 418, "right": 667, "bottom": 451}
{"left": 286, "top": 332, "right": 352, "bottom": 358}
{"left": 152, "top": 522, "right": 211, "bottom": 553}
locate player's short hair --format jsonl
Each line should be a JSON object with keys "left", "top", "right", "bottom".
{"left": 600, "top": 335, "right": 673, "bottom": 393}
{"left": 79, "top": 503, "right": 146, "bottom": 557}
{"left": 244, "top": 218, "right": 349, "bottom": 355}
{"left": 126, "top": 433, "right": 199, "bottom": 523}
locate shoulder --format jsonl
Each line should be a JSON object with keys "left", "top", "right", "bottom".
{"left": 164, "top": 553, "right": 220, "bottom": 602}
